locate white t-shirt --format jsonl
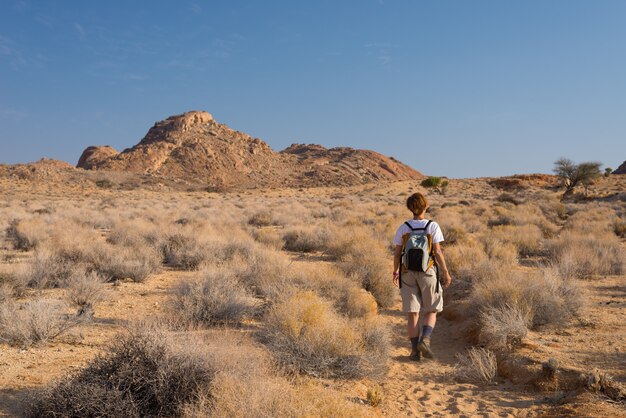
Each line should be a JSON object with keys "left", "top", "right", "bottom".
{"left": 393, "top": 219, "right": 444, "bottom": 247}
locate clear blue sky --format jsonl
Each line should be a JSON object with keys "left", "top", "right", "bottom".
{"left": 1, "top": 1, "right": 625, "bottom": 177}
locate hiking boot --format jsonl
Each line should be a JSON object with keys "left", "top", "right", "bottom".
{"left": 417, "top": 336, "right": 435, "bottom": 359}
{"left": 409, "top": 348, "right": 421, "bottom": 362}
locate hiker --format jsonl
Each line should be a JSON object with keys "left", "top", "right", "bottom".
{"left": 392, "top": 192, "right": 452, "bottom": 361}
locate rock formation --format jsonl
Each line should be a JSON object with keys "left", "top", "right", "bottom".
{"left": 613, "top": 161, "right": 626, "bottom": 175}
{"left": 77, "top": 111, "right": 423, "bottom": 188}
{"left": 77, "top": 146, "right": 119, "bottom": 169}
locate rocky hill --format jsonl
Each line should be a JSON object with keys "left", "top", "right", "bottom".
{"left": 614, "top": 161, "right": 626, "bottom": 175}
{"left": 77, "top": 111, "right": 424, "bottom": 188}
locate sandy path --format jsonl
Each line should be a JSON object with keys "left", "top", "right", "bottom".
{"left": 378, "top": 304, "right": 541, "bottom": 417}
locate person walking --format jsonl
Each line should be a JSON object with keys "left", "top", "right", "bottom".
{"left": 392, "top": 192, "right": 452, "bottom": 361}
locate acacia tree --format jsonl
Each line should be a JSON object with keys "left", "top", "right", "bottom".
{"left": 553, "top": 158, "right": 602, "bottom": 197}
{"left": 421, "top": 176, "right": 449, "bottom": 194}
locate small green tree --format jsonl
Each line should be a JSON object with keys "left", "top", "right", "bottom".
{"left": 553, "top": 158, "right": 602, "bottom": 198}
{"left": 604, "top": 167, "right": 613, "bottom": 177}
{"left": 421, "top": 176, "right": 449, "bottom": 194}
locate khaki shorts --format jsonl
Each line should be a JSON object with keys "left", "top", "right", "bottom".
{"left": 400, "top": 267, "right": 443, "bottom": 313}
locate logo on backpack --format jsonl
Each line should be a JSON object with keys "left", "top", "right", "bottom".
{"left": 401, "top": 220, "right": 434, "bottom": 273}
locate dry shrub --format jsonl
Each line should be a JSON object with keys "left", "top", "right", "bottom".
{"left": 455, "top": 347, "right": 497, "bottom": 383}
{"left": 234, "top": 247, "right": 292, "bottom": 299}
{"left": 162, "top": 226, "right": 254, "bottom": 271}
{"left": 180, "top": 332, "right": 369, "bottom": 418}
{"left": 563, "top": 206, "right": 616, "bottom": 233}
{"left": 478, "top": 304, "right": 528, "bottom": 350}
{"left": 28, "top": 248, "right": 78, "bottom": 288}
{"left": 94, "top": 244, "right": 161, "bottom": 282}
{"left": 325, "top": 226, "right": 395, "bottom": 308}
{"left": 444, "top": 225, "right": 467, "bottom": 245}
{"left": 173, "top": 268, "right": 253, "bottom": 326}
{"left": 162, "top": 231, "right": 212, "bottom": 270}
{"left": 0, "top": 263, "right": 30, "bottom": 296}
{"left": 27, "top": 381, "right": 139, "bottom": 417}
{"left": 614, "top": 219, "right": 626, "bottom": 238}
{"left": 262, "top": 290, "right": 389, "bottom": 378}
{"left": 366, "top": 384, "right": 384, "bottom": 407}
{"left": 65, "top": 270, "right": 107, "bottom": 316}
{"left": 539, "top": 199, "right": 570, "bottom": 222}
{"left": 26, "top": 232, "right": 160, "bottom": 286}
{"left": 106, "top": 218, "right": 161, "bottom": 248}
{"left": 282, "top": 226, "right": 331, "bottom": 252}
{"left": 200, "top": 375, "right": 376, "bottom": 418}
{"left": 247, "top": 210, "right": 274, "bottom": 227}
{"left": 250, "top": 227, "right": 283, "bottom": 250}
{"left": 0, "top": 284, "right": 11, "bottom": 303}
{"left": 341, "top": 256, "right": 395, "bottom": 309}
{"left": 445, "top": 238, "right": 490, "bottom": 282}
{"left": 0, "top": 299, "right": 80, "bottom": 346}
{"left": 490, "top": 224, "right": 544, "bottom": 257}
{"left": 496, "top": 193, "right": 523, "bottom": 205}
{"left": 344, "top": 287, "right": 378, "bottom": 319}
{"left": 6, "top": 218, "right": 48, "bottom": 250}
{"left": 26, "top": 329, "right": 216, "bottom": 418}
{"left": 548, "top": 230, "right": 625, "bottom": 278}
{"left": 482, "top": 236, "right": 518, "bottom": 265}
{"left": 288, "top": 264, "right": 377, "bottom": 318}
{"left": 470, "top": 267, "right": 584, "bottom": 337}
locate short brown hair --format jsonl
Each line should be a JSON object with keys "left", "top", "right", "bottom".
{"left": 406, "top": 193, "right": 428, "bottom": 216}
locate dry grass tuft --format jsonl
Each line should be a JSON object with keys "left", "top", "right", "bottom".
{"left": 0, "top": 299, "right": 81, "bottom": 346}
{"left": 65, "top": 269, "right": 107, "bottom": 316}
{"left": 6, "top": 218, "right": 48, "bottom": 250}
{"left": 247, "top": 210, "right": 275, "bottom": 227}
{"left": 614, "top": 219, "right": 626, "bottom": 238}
{"left": 173, "top": 268, "right": 254, "bottom": 326}
{"left": 0, "top": 263, "right": 30, "bottom": 296}
{"left": 250, "top": 227, "right": 283, "bottom": 250}
{"left": 455, "top": 347, "right": 498, "bottom": 383}
{"left": 94, "top": 244, "right": 161, "bottom": 282}
{"left": 366, "top": 384, "right": 384, "bottom": 407}
{"left": 548, "top": 231, "right": 625, "bottom": 278}
{"left": 478, "top": 304, "right": 528, "bottom": 350}
{"left": 262, "top": 290, "right": 389, "bottom": 378}
{"left": 287, "top": 263, "right": 377, "bottom": 318}
{"left": 282, "top": 226, "right": 331, "bottom": 252}
{"left": 469, "top": 267, "right": 584, "bottom": 342}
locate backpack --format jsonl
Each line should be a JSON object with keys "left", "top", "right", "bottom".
{"left": 399, "top": 220, "right": 440, "bottom": 291}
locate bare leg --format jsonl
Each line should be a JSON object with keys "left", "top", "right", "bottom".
{"left": 407, "top": 312, "right": 419, "bottom": 338}
{"left": 419, "top": 311, "right": 437, "bottom": 329}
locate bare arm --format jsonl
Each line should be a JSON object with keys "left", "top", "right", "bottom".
{"left": 432, "top": 242, "right": 452, "bottom": 288}
{"left": 393, "top": 245, "right": 402, "bottom": 287}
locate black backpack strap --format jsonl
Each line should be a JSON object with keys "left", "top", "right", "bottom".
{"left": 404, "top": 221, "right": 417, "bottom": 231}
{"left": 424, "top": 220, "right": 432, "bottom": 230}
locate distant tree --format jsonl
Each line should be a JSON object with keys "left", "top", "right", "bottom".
{"left": 421, "top": 176, "right": 449, "bottom": 195}
{"left": 553, "top": 158, "right": 602, "bottom": 198}
{"left": 604, "top": 167, "right": 613, "bottom": 177}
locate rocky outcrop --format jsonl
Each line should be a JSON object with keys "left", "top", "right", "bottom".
{"left": 0, "top": 158, "right": 76, "bottom": 182}
{"left": 77, "top": 146, "right": 119, "bottom": 169}
{"left": 77, "top": 111, "right": 424, "bottom": 189}
{"left": 613, "top": 161, "right": 626, "bottom": 175}
{"left": 281, "top": 144, "right": 423, "bottom": 186}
